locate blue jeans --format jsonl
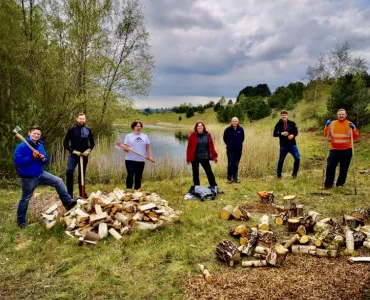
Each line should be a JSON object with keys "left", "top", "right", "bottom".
{"left": 17, "top": 171, "right": 73, "bottom": 225}
{"left": 277, "top": 145, "right": 300, "bottom": 177}
{"left": 227, "top": 150, "right": 242, "bottom": 180}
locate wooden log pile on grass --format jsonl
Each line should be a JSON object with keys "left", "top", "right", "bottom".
{"left": 42, "top": 188, "right": 182, "bottom": 244}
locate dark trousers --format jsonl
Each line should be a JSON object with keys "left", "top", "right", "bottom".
{"left": 17, "top": 171, "right": 73, "bottom": 225}
{"left": 66, "top": 155, "right": 88, "bottom": 198}
{"left": 191, "top": 159, "right": 217, "bottom": 187}
{"left": 277, "top": 145, "right": 300, "bottom": 177}
{"left": 325, "top": 148, "right": 352, "bottom": 188}
{"left": 227, "top": 150, "right": 242, "bottom": 180}
{"left": 125, "top": 160, "right": 145, "bottom": 189}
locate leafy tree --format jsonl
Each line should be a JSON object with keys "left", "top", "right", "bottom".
{"left": 327, "top": 74, "right": 370, "bottom": 127}
{"left": 227, "top": 99, "right": 233, "bottom": 105}
{"left": 236, "top": 83, "right": 271, "bottom": 101}
{"left": 185, "top": 107, "right": 194, "bottom": 118}
{"left": 268, "top": 87, "right": 294, "bottom": 109}
{"left": 213, "top": 96, "right": 226, "bottom": 112}
{"left": 287, "top": 82, "right": 304, "bottom": 100}
{"left": 197, "top": 105, "right": 205, "bottom": 114}
{"left": 239, "top": 96, "right": 271, "bottom": 120}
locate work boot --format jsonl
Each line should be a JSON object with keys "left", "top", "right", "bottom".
{"left": 234, "top": 179, "right": 241, "bottom": 183}
{"left": 65, "top": 200, "right": 77, "bottom": 211}
{"left": 227, "top": 180, "right": 233, "bottom": 184}
{"left": 277, "top": 175, "right": 282, "bottom": 180}
{"left": 18, "top": 223, "right": 27, "bottom": 229}
{"left": 292, "top": 174, "right": 297, "bottom": 179}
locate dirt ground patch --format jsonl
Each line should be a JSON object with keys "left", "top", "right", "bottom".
{"left": 184, "top": 255, "right": 370, "bottom": 300}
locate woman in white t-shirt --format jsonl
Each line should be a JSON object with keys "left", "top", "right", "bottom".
{"left": 123, "top": 121, "right": 153, "bottom": 190}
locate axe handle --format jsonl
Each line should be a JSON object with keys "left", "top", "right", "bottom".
{"left": 15, "top": 132, "right": 36, "bottom": 152}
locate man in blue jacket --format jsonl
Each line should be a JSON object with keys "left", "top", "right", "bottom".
{"left": 14, "top": 126, "right": 76, "bottom": 228}
{"left": 223, "top": 117, "right": 245, "bottom": 183}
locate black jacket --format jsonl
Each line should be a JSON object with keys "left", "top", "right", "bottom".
{"left": 273, "top": 119, "right": 298, "bottom": 147}
{"left": 63, "top": 125, "right": 95, "bottom": 153}
{"left": 223, "top": 125, "right": 245, "bottom": 151}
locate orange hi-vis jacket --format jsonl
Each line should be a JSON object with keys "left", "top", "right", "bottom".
{"left": 323, "top": 120, "right": 359, "bottom": 150}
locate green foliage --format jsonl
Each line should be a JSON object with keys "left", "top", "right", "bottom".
{"left": 197, "top": 105, "right": 205, "bottom": 114}
{"left": 327, "top": 74, "right": 370, "bottom": 126}
{"left": 268, "top": 86, "right": 295, "bottom": 109}
{"left": 213, "top": 96, "right": 226, "bottom": 112}
{"left": 239, "top": 96, "right": 271, "bottom": 120}
{"left": 237, "top": 84, "right": 271, "bottom": 101}
{"left": 185, "top": 108, "right": 194, "bottom": 118}
{"left": 288, "top": 82, "right": 304, "bottom": 100}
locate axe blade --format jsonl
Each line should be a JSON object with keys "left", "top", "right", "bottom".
{"left": 13, "top": 126, "right": 22, "bottom": 134}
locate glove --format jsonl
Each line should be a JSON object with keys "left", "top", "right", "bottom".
{"left": 82, "top": 149, "right": 91, "bottom": 157}
{"left": 72, "top": 150, "right": 81, "bottom": 156}
{"left": 288, "top": 134, "right": 294, "bottom": 140}
{"left": 32, "top": 150, "right": 40, "bottom": 158}
{"left": 349, "top": 122, "right": 355, "bottom": 129}
{"left": 38, "top": 153, "right": 45, "bottom": 160}
{"left": 325, "top": 119, "right": 331, "bottom": 127}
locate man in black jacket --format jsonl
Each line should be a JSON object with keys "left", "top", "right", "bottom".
{"left": 273, "top": 110, "right": 300, "bottom": 179}
{"left": 223, "top": 117, "right": 245, "bottom": 183}
{"left": 63, "top": 113, "right": 95, "bottom": 198}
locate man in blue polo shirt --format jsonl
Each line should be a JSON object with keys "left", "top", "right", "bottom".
{"left": 223, "top": 117, "right": 245, "bottom": 183}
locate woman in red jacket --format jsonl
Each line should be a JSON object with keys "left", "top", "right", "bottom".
{"left": 186, "top": 121, "right": 218, "bottom": 187}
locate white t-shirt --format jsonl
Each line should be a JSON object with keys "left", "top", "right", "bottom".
{"left": 123, "top": 132, "right": 150, "bottom": 162}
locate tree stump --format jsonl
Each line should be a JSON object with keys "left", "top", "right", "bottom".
{"left": 216, "top": 240, "right": 241, "bottom": 266}
{"left": 287, "top": 218, "right": 300, "bottom": 232}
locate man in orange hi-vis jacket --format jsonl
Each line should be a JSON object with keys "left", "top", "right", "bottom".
{"left": 323, "top": 108, "right": 359, "bottom": 188}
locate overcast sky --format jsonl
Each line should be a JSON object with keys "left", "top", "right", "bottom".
{"left": 135, "top": 0, "right": 370, "bottom": 108}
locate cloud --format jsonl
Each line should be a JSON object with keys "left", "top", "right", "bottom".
{"left": 140, "top": 0, "right": 370, "bottom": 107}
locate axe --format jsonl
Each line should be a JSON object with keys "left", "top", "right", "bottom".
{"left": 13, "top": 126, "right": 36, "bottom": 152}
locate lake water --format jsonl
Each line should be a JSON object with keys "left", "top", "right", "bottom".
{"left": 115, "top": 125, "right": 189, "bottom": 166}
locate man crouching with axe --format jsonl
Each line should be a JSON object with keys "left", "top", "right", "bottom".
{"left": 13, "top": 125, "right": 76, "bottom": 228}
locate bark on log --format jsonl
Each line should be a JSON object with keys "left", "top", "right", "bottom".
{"left": 84, "top": 231, "right": 100, "bottom": 242}
{"left": 257, "top": 230, "right": 277, "bottom": 247}
{"left": 254, "top": 246, "right": 269, "bottom": 255}
{"left": 197, "top": 264, "right": 213, "bottom": 282}
{"left": 232, "top": 206, "right": 251, "bottom": 221}
{"left": 266, "top": 244, "right": 289, "bottom": 266}
{"left": 287, "top": 218, "right": 300, "bottom": 232}
{"left": 353, "top": 231, "right": 366, "bottom": 249}
{"left": 258, "top": 215, "right": 269, "bottom": 231}
{"left": 216, "top": 240, "right": 241, "bottom": 266}
{"left": 350, "top": 208, "right": 367, "bottom": 223}
{"left": 296, "top": 204, "right": 304, "bottom": 216}
{"left": 244, "top": 231, "right": 259, "bottom": 256}
{"left": 257, "top": 191, "right": 274, "bottom": 204}
{"left": 343, "top": 215, "right": 361, "bottom": 230}
{"left": 253, "top": 253, "right": 266, "bottom": 259}
{"left": 220, "top": 205, "right": 234, "bottom": 220}
{"left": 284, "top": 234, "right": 300, "bottom": 249}
{"left": 316, "top": 248, "right": 337, "bottom": 258}
{"left": 291, "top": 245, "right": 316, "bottom": 255}
{"left": 232, "top": 225, "right": 249, "bottom": 237}
{"left": 242, "top": 260, "right": 267, "bottom": 267}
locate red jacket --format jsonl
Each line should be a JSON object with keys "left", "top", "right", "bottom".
{"left": 186, "top": 131, "right": 218, "bottom": 163}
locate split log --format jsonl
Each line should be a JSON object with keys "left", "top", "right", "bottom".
{"left": 266, "top": 244, "right": 289, "bottom": 266}
{"left": 138, "top": 203, "right": 157, "bottom": 212}
{"left": 232, "top": 206, "right": 251, "bottom": 221}
{"left": 284, "top": 234, "right": 300, "bottom": 249}
{"left": 287, "top": 218, "right": 300, "bottom": 232}
{"left": 230, "top": 224, "right": 249, "bottom": 237}
{"left": 242, "top": 260, "right": 267, "bottom": 267}
{"left": 120, "top": 226, "right": 130, "bottom": 235}
{"left": 94, "top": 205, "right": 103, "bottom": 215}
{"left": 98, "top": 223, "right": 108, "bottom": 239}
{"left": 220, "top": 205, "right": 234, "bottom": 220}
{"left": 240, "top": 237, "right": 249, "bottom": 246}
{"left": 133, "top": 221, "right": 160, "bottom": 230}
{"left": 115, "top": 212, "right": 129, "bottom": 225}
{"left": 197, "top": 264, "right": 213, "bottom": 282}
{"left": 258, "top": 215, "right": 269, "bottom": 231}
{"left": 90, "top": 212, "right": 108, "bottom": 222}
{"left": 299, "top": 235, "right": 310, "bottom": 245}
{"left": 45, "top": 203, "right": 58, "bottom": 214}
{"left": 291, "top": 245, "right": 316, "bottom": 255}
{"left": 109, "top": 228, "right": 122, "bottom": 240}
{"left": 42, "top": 213, "right": 57, "bottom": 222}
{"left": 296, "top": 225, "right": 306, "bottom": 237}
{"left": 46, "top": 220, "right": 56, "bottom": 229}
{"left": 216, "top": 240, "right": 241, "bottom": 266}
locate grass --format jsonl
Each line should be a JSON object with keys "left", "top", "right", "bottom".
{"left": 2, "top": 97, "right": 370, "bottom": 299}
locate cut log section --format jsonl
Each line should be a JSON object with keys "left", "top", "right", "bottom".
{"left": 296, "top": 225, "right": 306, "bottom": 237}
{"left": 291, "top": 245, "right": 316, "bottom": 255}
{"left": 257, "top": 230, "right": 277, "bottom": 247}
{"left": 284, "top": 234, "right": 300, "bottom": 249}
{"left": 138, "top": 203, "right": 157, "bottom": 212}
{"left": 299, "top": 235, "right": 310, "bottom": 245}
{"left": 242, "top": 260, "right": 267, "bottom": 267}
{"left": 350, "top": 208, "right": 367, "bottom": 223}
{"left": 215, "top": 240, "right": 241, "bottom": 266}
{"left": 45, "top": 203, "right": 58, "bottom": 215}
{"left": 363, "top": 241, "right": 370, "bottom": 249}
{"left": 109, "top": 228, "right": 123, "bottom": 240}
{"left": 316, "top": 248, "right": 337, "bottom": 258}
{"left": 258, "top": 215, "right": 269, "bottom": 231}
{"left": 257, "top": 191, "right": 274, "bottom": 204}
{"left": 197, "top": 264, "right": 213, "bottom": 282}
{"left": 220, "top": 205, "right": 234, "bottom": 220}
{"left": 287, "top": 218, "right": 300, "bottom": 232}
{"left": 266, "top": 244, "right": 289, "bottom": 266}
{"left": 274, "top": 213, "right": 288, "bottom": 225}
{"left": 98, "top": 223, "right": 108, "bottom": 239}
{"left": 232, "top": 206, "right": 251, "bottom": 221}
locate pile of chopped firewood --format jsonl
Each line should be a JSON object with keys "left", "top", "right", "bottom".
{"left": 42, "top": 188, "right": 182, "bottom": 244}
{"left": 215, "top": 193, "right": 370, "bottom": 268}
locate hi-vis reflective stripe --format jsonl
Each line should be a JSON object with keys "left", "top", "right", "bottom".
{"left": 332, "top": 140, "right": 350, "bottom": 143}
{"left": 329, "top": 122, "right": 351, "bottom": 138}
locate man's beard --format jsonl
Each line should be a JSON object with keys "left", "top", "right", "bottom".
{"left": 77, "top": 122, "right": 86, "bottom": 127}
